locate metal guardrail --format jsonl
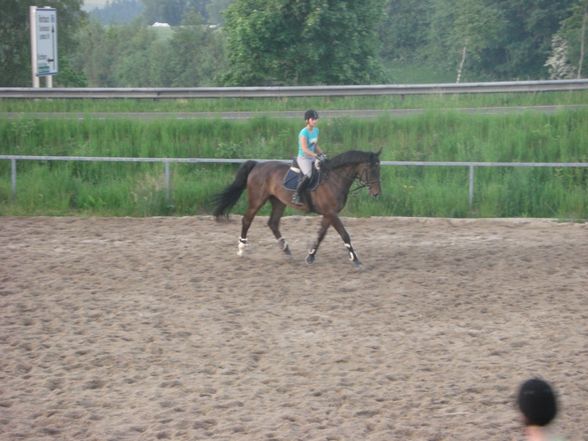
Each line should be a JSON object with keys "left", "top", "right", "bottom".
{"left": 2, "top": 155, "right": 588, "bottom": 209}
{"left": 1, "top": 79, "right": 588, "bottom": 99}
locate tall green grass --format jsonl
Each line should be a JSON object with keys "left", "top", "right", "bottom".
{"left": 1, "top": 108, "right": 587, "bottom": 218}
{"left": 1, "top": 90, "right": 588, "bottom": 113}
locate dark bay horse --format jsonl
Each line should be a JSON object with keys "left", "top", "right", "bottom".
{"left": 212, "top": 150, "right": 381, "bottom": 267}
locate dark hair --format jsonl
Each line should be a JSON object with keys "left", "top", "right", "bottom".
{"left": 517, "top": 378, "right": 558, "bottom": 426}
{"left": 304, "top": 109, "right": 319, "bottom": 121}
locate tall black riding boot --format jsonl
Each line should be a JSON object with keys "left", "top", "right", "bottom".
{"left": 292, "top": 175, "right": 310, "bottom": 205}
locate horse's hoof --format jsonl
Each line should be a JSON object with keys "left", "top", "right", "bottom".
{"left": 282, "top": 244, "right": 292, "bottom": 256}
{"left": 277, "top": 238, "right": 292, "bottom": 257}
{"left": 352, "top": 259, "right": 362, "bottom": 269}
{"left": 306, "top": 254, "right": 315, "bottom": 265}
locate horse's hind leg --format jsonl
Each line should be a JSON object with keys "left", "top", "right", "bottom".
{"left": 268, "top": 197, "right": 291, "bottom": 256}
{"left": 238, "top": 195, "right": 266, "bottom": 256}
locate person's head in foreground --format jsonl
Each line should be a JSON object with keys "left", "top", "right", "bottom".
{"left": 517, "top": 378, "right": 558, "bottom": 439}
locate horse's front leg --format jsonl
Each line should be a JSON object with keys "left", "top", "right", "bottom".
{"left": 306, "top": 216, "right": 331, "bottom": 264}
{"left": 330, "top": 215, "right": 361, "bottom": 268}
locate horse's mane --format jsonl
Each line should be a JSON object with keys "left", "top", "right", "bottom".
{"left": 325, "top": 150, "right": 378, "bottom": 170}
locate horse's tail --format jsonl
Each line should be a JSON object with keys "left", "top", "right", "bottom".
{"left": 212, "top": 160, "right": 258, "bottom": 219}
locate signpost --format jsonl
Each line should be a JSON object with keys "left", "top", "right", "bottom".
{"left": 30, "top": 6, "right": 58, "bottom": 88}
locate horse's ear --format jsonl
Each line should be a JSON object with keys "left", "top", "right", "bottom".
{"left": 375, "top": 147, "right": 383, "bottom": 157}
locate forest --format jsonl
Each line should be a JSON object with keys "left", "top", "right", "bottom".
{"left": 1, "top": 0, "right": 587, "bottom": 87}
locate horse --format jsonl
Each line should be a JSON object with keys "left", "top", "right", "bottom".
{"left": 211, "top": 150, "right": 382, "bottom": 267}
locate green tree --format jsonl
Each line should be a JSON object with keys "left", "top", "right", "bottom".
{"left": 163, "top": 10, "right": 227, "bottom": 86}
{"left": 379, "top": 0, "right": 433, "bottom": 62}
{"left": 428, "top": 0, "right": 505, "bottom": 82}
{"left": 0, "top": 0, "right": 86, "bottom": 86}
{"left": 545, "top": 34, "right": 576, "bottom": 78}
{"left": 73, "top": 12, "right": 227, "bottom": 86}
{"left": 74, "top": 21, "right": 164, "bottom": 87}
{"left": 556, "top": 0, "right": 588, "bottom": 78}
{"left": 73, "top": 20, "right": 127, "bottom": 86}
{"left": 113, "top": 24, "right": 160, "bottom": 86}
{"left": 485, "top": 0, "right": 577, "bottom": 79}
{"left": 423, "top": 0, "right": 578, "bottom": 80}
{"left": 206, "top": 0, "right": 234, "bottom": 24}
{"left": 223, "top": 0, "right": 385, "bottom": 86}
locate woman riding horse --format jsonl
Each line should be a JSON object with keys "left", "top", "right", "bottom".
{"left": 212, "top": 149, "right": 382, "bottom": 267}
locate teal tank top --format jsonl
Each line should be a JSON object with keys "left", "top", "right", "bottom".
{"left": 298, "top": 127, "right": 319, "bottom": 158}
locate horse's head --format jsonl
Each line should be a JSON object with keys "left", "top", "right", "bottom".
{"left": 325, "top": 149, "right": 382, "bottom": 197}
{"left": 357, "top": 149, "right": 382, "bottom": 197}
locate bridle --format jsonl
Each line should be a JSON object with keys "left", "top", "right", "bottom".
{"left": 351, "top": 161, "right": 380, "bottom": 193}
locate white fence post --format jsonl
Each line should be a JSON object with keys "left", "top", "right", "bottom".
{"left": 164, "top": 161, "right": 171, "bottom": 205}
{"left": 11, "top": 159, "right": 17, "bottom": 200}
{"left": 468, "top": 165, "right": 475, "bottom": 209}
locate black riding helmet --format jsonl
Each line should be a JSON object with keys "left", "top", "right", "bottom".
{"left": 304, "top": 109, "right": 319, "bottom": 121}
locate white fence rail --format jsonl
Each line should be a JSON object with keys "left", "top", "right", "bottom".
{"left": 1, "top": 79, "right": 588, "bottom": 99}
{"left": 2, "top": 155, "right": 588, "bottom": 209}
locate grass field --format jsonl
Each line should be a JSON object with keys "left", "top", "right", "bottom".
{"left": 1, "top": 92, "right": 587, "bottom": 218}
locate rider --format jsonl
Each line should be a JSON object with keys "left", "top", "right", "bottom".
{"left": 292, "top": 109, "right": 326, "bottom": 205}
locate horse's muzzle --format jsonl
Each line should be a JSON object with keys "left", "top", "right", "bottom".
{"left": 369, "top": 185, "right": 381, "bottom": 198}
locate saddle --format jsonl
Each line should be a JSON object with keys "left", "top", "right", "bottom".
{"left": 282, "top": 158, "right": 321, "bottom": 192}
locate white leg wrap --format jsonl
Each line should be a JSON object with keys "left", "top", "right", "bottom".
{"left": 345, "top": 243, "right": 355, "bottom": 260}
{"left": 237, "top": 237, "right": 247, "bottom": 256}
{"left": 277, "top": 237, "right": 288, "bottom": 251}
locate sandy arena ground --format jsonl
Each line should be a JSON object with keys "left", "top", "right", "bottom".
{"left": 1, "top": 215, "right": 587, "bottom": 441}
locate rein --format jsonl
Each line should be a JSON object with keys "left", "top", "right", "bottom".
{"left": 350, "top": 166, "right": 376, "bottom": 193}
{"left": 350, "top": 180, "right": 368, "bottom": 193}
{"left": 324, "top": 154, "right": 379, "bottom": 194}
